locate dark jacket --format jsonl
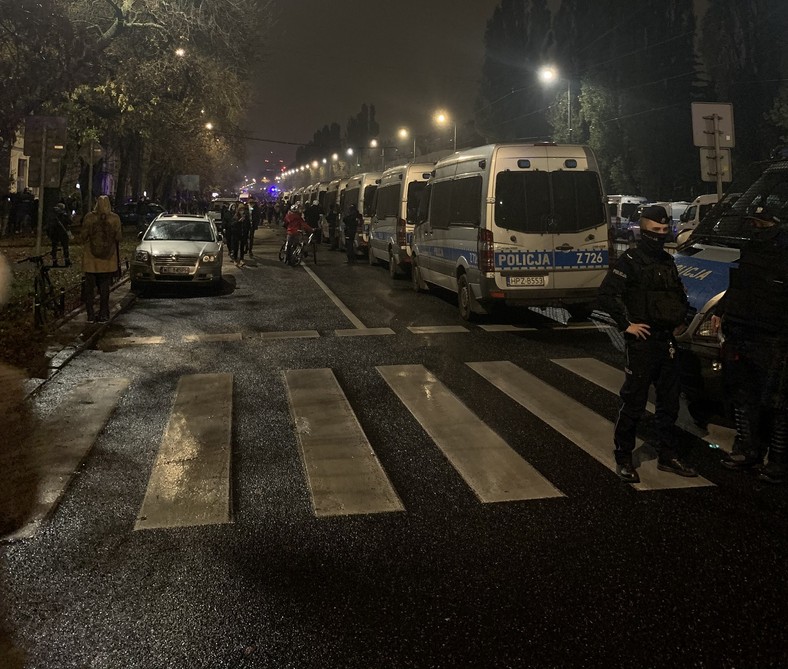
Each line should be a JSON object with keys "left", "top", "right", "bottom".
{"left": 715, "top": 228, "right": 788, "bottom": 335}
{"left": 598, "top": 243, "right": 688, "bottom": 332}
{"left": 343, "top": 209, "right": 362, "bottom": 237}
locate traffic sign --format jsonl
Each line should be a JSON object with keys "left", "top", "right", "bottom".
{"left": 699, "top": 148, "right": 732, "bottom": 183}
{"left": 691, "top": 102, "right": 735, "bottom": 148}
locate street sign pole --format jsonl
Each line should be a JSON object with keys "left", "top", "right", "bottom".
{"left": 88, "top": 139, "right": 94, "bottom": 215}
{"left": 710, "top": 113, "right": 724, "bottom": 200}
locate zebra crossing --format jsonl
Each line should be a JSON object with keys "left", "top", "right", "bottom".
{"left": 4, "top": 356, "right": 728, "bottom": 541}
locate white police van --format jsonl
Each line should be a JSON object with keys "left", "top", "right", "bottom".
{"left": 675, "top": 158, "right": 788, "bottom": 421}
{"left": 368, "top": 162, "right": 434, "bottom": 277}
{"left": 343, "top": 172, "right": 381, "bottom": 256}
{"left": 411, "top": 143, "right": 611, "bottom": 320}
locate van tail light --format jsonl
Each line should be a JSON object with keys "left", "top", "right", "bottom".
{"left": 478, "top": 228, "right": 495, "bottom": 272}
{"left": 396, "top": 218, "right": 406, "bottom": 246}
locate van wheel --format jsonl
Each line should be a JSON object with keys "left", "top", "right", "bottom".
{"left": 368, "top": 246, "right": 376, "bottom": 265}
{"left": 458, "top": 274, "right": 475, "bottom": 321}
{"left": 412, "top": 259, "right": 427, "bottom": 293}
{"left": 389, "top": 251, "right": 400, "bottom": 279}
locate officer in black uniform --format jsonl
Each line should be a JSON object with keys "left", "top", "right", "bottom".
{"left": 711, "top": 205, "right": 788, "bottom": 483}
{"left": 598, "top": 205, "right": 698, "bottom": 483}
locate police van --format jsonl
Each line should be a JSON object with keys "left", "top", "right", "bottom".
{"left": 324, "top": 178, "right": 347, "bottom": 245}
{"left": 342, "top": 172, "right": 381, "bottom": 256}
{"left": 607, "top": 194, "right": 648, "bottom": 238}
{"left": 674, "top": 158, "right": 788, "bottom": 420}
{"left": 368, "top": 162, "right": 433, "bottom": 277}
{"left": 411, "top": 143, "right": 611, "bottom": 320}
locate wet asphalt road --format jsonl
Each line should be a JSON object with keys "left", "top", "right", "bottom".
{"left": 2, "top": 228, "right": 787, "bottom": 668}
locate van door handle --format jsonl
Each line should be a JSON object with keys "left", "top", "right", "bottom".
{"left": 556, "top": 243, "right": 574, "bottom": 251}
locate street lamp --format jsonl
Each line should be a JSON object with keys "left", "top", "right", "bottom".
{"left": 175, "top": 47, "right": 186, "bottom": 58}
{"left": 539, "top": 66, "right": 572, "bottom": 143}
{"left": 434, "top": 110, "right": 457, "bottom": 150}
{"left": 205, "top": 122, "right": 214, "bottom": 130}
{"left": 398, "top": 128, "right": 417, "bottom": 159}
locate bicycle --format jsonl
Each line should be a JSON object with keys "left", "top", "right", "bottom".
{"left": 17, "top": 253, "right": 65, "bottom": 327}
{"left": 279, "top": 230, "right": 318, "bottom": 266}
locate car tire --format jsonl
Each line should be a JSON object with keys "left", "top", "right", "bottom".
{"left": 411, "top": 259, "right": 427, "bottom": 293}
{"left": 389, "top": 250, "right": 400, "bottom": 279}
{"left": 368, "top": 245, "right": 376, "bottom": 266}
{"left": 457, "top": 274, "right": 475, "bottom": 321}
{"left": 130, "top": 280, "right": 147, "bottom": 297}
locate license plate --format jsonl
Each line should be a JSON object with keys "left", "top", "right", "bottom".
{"left": 506, "top": 275, "right": 546, "bottom": 287}
{"left": 160, "top": 266, "right": 191, "bottom": 275}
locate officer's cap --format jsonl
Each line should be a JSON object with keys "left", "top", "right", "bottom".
{"left": 640, "top": 205, "right": 669, "bottom": 225}
{"left": 745, "top": 205, "right": 781, "bottom": 225}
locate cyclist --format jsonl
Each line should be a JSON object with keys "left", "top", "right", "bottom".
{"left": 283, "top": 204, "right": 314, "bottom": 265}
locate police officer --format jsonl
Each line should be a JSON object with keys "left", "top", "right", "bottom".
{"left": 342, "top": 204, "right": 362, "bottom": 264}
{"left": 598, "top": 205, "right": 698, "bottom": 483}
{"left": 711, "top": 205, "right": 788, "bottom": 483}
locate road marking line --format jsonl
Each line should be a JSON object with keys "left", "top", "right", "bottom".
{"left": 257, "top": 330, "right": 320, "bottom": 340}
{"left": 135, "top": 373, "right": 233, "bottom": 530}
{"left": 2, "top": 377, "right": 130, "bottom": 541}
{"left": 478, "top": 324, "right": 537, "bottom": 332}
{"left": 182, "top": 333, "right": 242, "bottom": 343}
{"left": 551, "top": 357, "right": 735, "bottom": 451}
{"left": 302, "top": 265, "right": 367, "bottom": 329}
{"left": 377, "top": 364, "right": 563, "bottom": 503}
{"left": 103, "top": 336, "right": 166, "bottom": 347}
{"left": 335, "top": 327, "right": 395, "bottom": 337}
{"left": 407, "top": 326, "right": 469, "bottom": 334}
{"left": 467, "top": 361, "right": 713, "bottom": 491}
{"left": 285, "top": 368, "right": 404, "bottom": 517}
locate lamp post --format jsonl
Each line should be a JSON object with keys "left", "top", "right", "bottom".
{"left": 398, "top": 128, "right": 416, "bottom": 160}
{"left": 434, "top": 111, "right": 457, "bottom": 150}
{"left": 370, "top": 139, "right": 385, "bottom": 170}
{"left": 538, "top": 66, "right": 572, "bottom": 143}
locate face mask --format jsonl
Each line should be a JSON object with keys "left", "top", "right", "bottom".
{"left": 639, "top": 228, "right": 669, "bottom": 252}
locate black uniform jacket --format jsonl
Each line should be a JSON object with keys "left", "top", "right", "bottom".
{"left": 598, "top": 244, "right": 688, "bottom": 332}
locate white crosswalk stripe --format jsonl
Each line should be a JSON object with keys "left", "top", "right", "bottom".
{"left": 285, "top": 368, "right": 404, "bottom": 516}
{"left": 135, "top": 373, "right": 234, "bottom": 530}
{"left": 467, "top": 360, "right": 714, "bottom": 491}
{"left": 377, "top": 364, "right": 563, "bottom": 503}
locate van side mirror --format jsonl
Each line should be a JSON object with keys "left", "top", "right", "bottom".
{"left": 679, "top": 212, "right": 687, "bottom": 222}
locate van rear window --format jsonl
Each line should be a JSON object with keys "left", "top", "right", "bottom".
{"left": 494, "top": 171, "right": 604, "bottom": 233}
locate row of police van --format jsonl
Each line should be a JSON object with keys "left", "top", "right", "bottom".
{"left": 284, "top": 141, "right": 788, "bottom": 422}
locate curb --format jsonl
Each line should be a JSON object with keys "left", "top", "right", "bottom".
{"left": 24, "top": 280, "right": 138, "bottom": 398}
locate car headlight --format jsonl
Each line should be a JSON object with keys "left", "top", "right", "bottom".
{"left": 135, "top": 250, "right": 150, "bottom": 262}
{"left": 201, "top": 254, "right": 217, "bottom": 263}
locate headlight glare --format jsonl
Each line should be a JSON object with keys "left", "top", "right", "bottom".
{"left": 202, "top": 254, "right": 217, "bottom": 263}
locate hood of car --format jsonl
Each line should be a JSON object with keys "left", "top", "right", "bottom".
{"left": 138, "top": 240, "right": 219, "bottom": 257}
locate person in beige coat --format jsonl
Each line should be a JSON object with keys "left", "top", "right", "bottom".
{"left": 80, "top": 195, "right": 122, "bottom": 323}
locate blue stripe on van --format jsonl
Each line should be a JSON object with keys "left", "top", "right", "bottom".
{"left": 674, "top": 255, "right": 733, "bottom": 310}
{"left": 495, "top": 250, "right": 609, "bottom": 270}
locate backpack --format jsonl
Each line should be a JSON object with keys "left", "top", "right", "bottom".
{"left": 89, "top": 216, "right": 115, "bottom": 259}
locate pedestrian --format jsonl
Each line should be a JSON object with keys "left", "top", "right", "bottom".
{"left": 48, "top": 202, "right": 72, "bottom": 267}
{"left": 342, "top": 204, "right": 363, "bottom": 264}
{"left": 711, "top": 205, "right": 788, "bottom": 483}
{"left": 235, "top": 203, "right": 251, "bottom": 266}
{"left": 224, "top": 204, "right": 238, "bottom": 261}
{"left": 598, "top": 204, "right": 698, "bottom": 483}
{"left": 249, "top": 202, "right": 261, "bottom": 255}
{"left": 283, "top": 204, "right": 313, "bottom": 264}
{"left": 80, "top": 195, "right": 122, "bottom": 323}
{"left": 304, "top": 199, "right": 322, "bottom": 245}
{"left": 326, "top": 203, "right": 338, "bottom": 250}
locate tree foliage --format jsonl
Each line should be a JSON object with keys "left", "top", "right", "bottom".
{"left": 1, "top": 0, "right": 273, "bottom": 199}
{"left": 477, "top": 0, "right": 788, "bottom": 199}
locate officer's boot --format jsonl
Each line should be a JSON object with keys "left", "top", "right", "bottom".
{"left": 759, "top": 413, "right": 788, "bottom": 484}
{"left": 721, "top": 405, "right": 761, "bottom": 470}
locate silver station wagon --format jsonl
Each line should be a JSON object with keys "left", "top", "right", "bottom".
{"left": 130, "top": 214, "right": 224, "bottom": 292}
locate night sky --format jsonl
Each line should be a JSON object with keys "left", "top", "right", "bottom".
{"left": 244, "top": 0, "right": 503, "bottom": 173}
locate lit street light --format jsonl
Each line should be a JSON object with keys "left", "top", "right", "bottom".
{"left": 175, "top": 47, "right": 186, "bottom": 57}
{"left": 205, "top": 122, "right": 214, "bottom": 130}
{"left": 539, "top": 65, "right": 572, "bottom": 143}
{"left": 434, "top": 110, "right": 457, "bottom": 150}
{"left": 398, "top": 128, "right": 417, "bottom": 159}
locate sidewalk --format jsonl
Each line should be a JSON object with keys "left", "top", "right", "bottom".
{"left": 24, "top": 279, "right": 137, "bottom": 397}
